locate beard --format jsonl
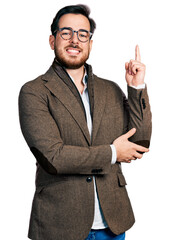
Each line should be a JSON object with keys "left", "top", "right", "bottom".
{"left": 54, "top": 44, "right": 90, "bottom": 69}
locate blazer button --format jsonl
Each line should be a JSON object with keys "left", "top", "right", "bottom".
{"left": 86, "top": 177, "right": 92, "bottom": 183}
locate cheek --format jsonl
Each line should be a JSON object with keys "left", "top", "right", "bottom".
{"left": 87, "top": 42, "right": 92, "bottom": 54}
{"left": 82, "top": 44, "right": 91, "bottom": 55}
{"left": 55, "top": 38, "right": 66, "bottom": 51}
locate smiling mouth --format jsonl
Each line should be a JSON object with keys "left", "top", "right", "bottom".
{"left": 66, "top": 48, "right": 81, "bottom": 56}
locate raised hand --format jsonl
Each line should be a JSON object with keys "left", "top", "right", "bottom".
{"left": 113, "top": 128, "right": 149, "bottom": 163}
{"left": 125, "top": 45, "right": 146, "bottom": 87}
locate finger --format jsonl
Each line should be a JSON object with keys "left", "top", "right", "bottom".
{"left": 129, "top": 59, "right": 142, "bottom": 75}
{"left": 125, "top": 62, "right": 129, "bottom": 71}
{"left": 135, "top": 45, "right": 141, "bottom": 62}
{"left": 131, "top": 64, "right": 137, "bottom": 75}
{"left": 128, "top": 61, "right": 132, "bottom": 75}
{"left": 134, "top": 144, "right": 149, "bottom": 153}
{"left": 134, "top": 152, "right": 143, "bottom": 159}
{"left": 130, "top": 60, "right": 145, "bottom": 69}
{"left": 125, "top": 159, "right": 132, "bottom": 163}
{"left": 131, "top": 63, "right": 143, "bottom": 74}
{"left": 127, "top": 60, "right": 133, "bottom": 75}
{"left": 124, "top": 128, "right": 136, "bottom": 139}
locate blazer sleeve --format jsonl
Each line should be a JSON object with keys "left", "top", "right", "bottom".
{"left": 126, "top": 85, "right": 152, "bottom": 147}
{"left": 19, "top": 84, "right": 112, "bottom": 175}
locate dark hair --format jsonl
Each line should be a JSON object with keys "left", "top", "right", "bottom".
{"left": 51, "top": 4, "right": 96, "bottom": 37}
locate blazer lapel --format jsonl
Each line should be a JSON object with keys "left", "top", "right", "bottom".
{"left": 42, "top": 67, "right": 91, "bottom": 145}
{"left": 91, "top": 75, "right": 107, "bottom": 144}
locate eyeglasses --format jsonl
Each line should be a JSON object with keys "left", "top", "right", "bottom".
{"left": 54, "top": 27, "right": 93, "bottom": 43}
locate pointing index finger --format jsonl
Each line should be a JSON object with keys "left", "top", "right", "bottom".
{"left": 135, "top": 45, "right": 141, "bottom": 62}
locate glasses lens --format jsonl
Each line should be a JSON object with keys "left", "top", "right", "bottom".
{"left": 78, "top": 30, "right": 90, "bottom": 42}
{"left": 60, "top": 28, "right": 72, "bottom": 40}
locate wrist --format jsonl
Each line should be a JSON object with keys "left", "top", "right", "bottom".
{"left": 130, "top": 83, "right": 145, "bottom": 89}
{"left": 110, "top": 144, "right": 117, "bottom": 164}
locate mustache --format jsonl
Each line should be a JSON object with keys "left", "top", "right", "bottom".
{"left": 65, "top": 44, "right": 82, "bottom": 51}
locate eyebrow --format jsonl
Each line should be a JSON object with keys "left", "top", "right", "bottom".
{"left": 60, "top": 27, "right": 90, "bottom": 32}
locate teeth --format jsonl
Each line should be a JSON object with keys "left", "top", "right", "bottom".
{"left": 67, "top": 49, "right": 79, "bottom": 53}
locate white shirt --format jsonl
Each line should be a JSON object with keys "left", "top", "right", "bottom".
{"left": 69, "top": 71, "right": 112, "bottom": 229}
{"left": 69, "top": 70, "right": 145, "bottom": 229}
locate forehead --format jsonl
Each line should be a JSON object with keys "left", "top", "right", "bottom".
{"left": 58, "top": 13, "right": 90, "bottom": 30}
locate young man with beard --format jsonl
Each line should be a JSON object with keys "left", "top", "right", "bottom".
{"left": 19, "top": 4, "right": 152, "bottom": 240}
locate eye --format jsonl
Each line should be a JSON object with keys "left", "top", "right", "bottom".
{"left": 79, "top": 33, "right": 87, "bottom": 38}
{"left": 60, "top": 28, "right": 72, "bottom": 37}
{"left": 62, "top": 31, "right": 71, "bottom": 36}
{"left": 79, "top": 31, "right": 88, "bottom": 38}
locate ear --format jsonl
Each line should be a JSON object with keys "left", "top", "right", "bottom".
{"left": 49, "top": 35, "right": 55, "bottom": 50}
{"left": 89, "top": 39, "right": 93, "bottom": 52}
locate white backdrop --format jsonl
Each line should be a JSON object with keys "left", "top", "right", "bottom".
{"left": 1, "top": 0, "right": 170, "bottom": 239}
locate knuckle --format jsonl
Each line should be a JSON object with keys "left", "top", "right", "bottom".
{"left": 132, "top": 65, "right": 136, "bottom": 70}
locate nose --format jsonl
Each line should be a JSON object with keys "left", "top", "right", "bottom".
{"left": 69, "top": 31, "right": 79, "bottom": 44}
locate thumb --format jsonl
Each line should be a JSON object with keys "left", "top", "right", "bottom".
{"left": 124, "top": 128, "right": 136, "bottom": 139}
{"left": 125, "top": 62, "right": 129, "bottom": 71}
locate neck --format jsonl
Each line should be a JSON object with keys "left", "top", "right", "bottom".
{"left": 66, "top": 65, "right": 85, "bottom": 84}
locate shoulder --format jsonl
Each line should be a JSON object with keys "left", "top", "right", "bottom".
{"left": 19, "top": 74, "right": 52, "bottom": 109}
{"left": 19, "top": 67, "right": 54, "bottom": 97}
{"left": 93, "top": 74, "right": 125, "bottom": 98}
{"left": 20, "top": 74, "right": 45, "bottom": 92}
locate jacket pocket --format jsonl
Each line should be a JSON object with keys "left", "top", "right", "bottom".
{"left": 35, "top": 177, "right": 69, "bottom": 194}
{"left": 117, "top": 172, "right": 127, "bottom": 187}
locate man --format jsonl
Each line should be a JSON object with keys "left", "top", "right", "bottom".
{"left": 19, "top": 4, "right": 152, "bottom": 240}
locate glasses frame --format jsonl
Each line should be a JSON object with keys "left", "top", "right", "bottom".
{"left": 53, "top": 27, "right": 93, "bottom": 43}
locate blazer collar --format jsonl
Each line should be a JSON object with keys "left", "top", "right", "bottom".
{"left": 42, "top": 63, "right": 91, "bottom": 145}
{"left": 91, "top": 74, "right": 107, "bottom": 144}
{"left": 42, "top": 60, "right": 107, "bottom": 145}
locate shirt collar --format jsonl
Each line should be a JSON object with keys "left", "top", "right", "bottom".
{"left": 67, "top": 67, "right": 88, "bottom": 90}
{"left": 83, "top": 68, "right": 88, "bottom": 90}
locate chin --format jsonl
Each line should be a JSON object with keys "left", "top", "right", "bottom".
{"left": 56, "top": 56, "right": 87, "bottom": 69}
{"left": 65, "top": 62, "right": 85, "bottom": 69}
{"left": 55, "top": 47, "right": 89, "bottom": 69}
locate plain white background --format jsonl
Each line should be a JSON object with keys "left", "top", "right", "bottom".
{"left": 1, "top": 0, "right": 170, "bottom": 239}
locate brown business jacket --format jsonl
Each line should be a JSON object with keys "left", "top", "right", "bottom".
{"left": 19, "top": 60, "right": 152, "bottom": 240}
